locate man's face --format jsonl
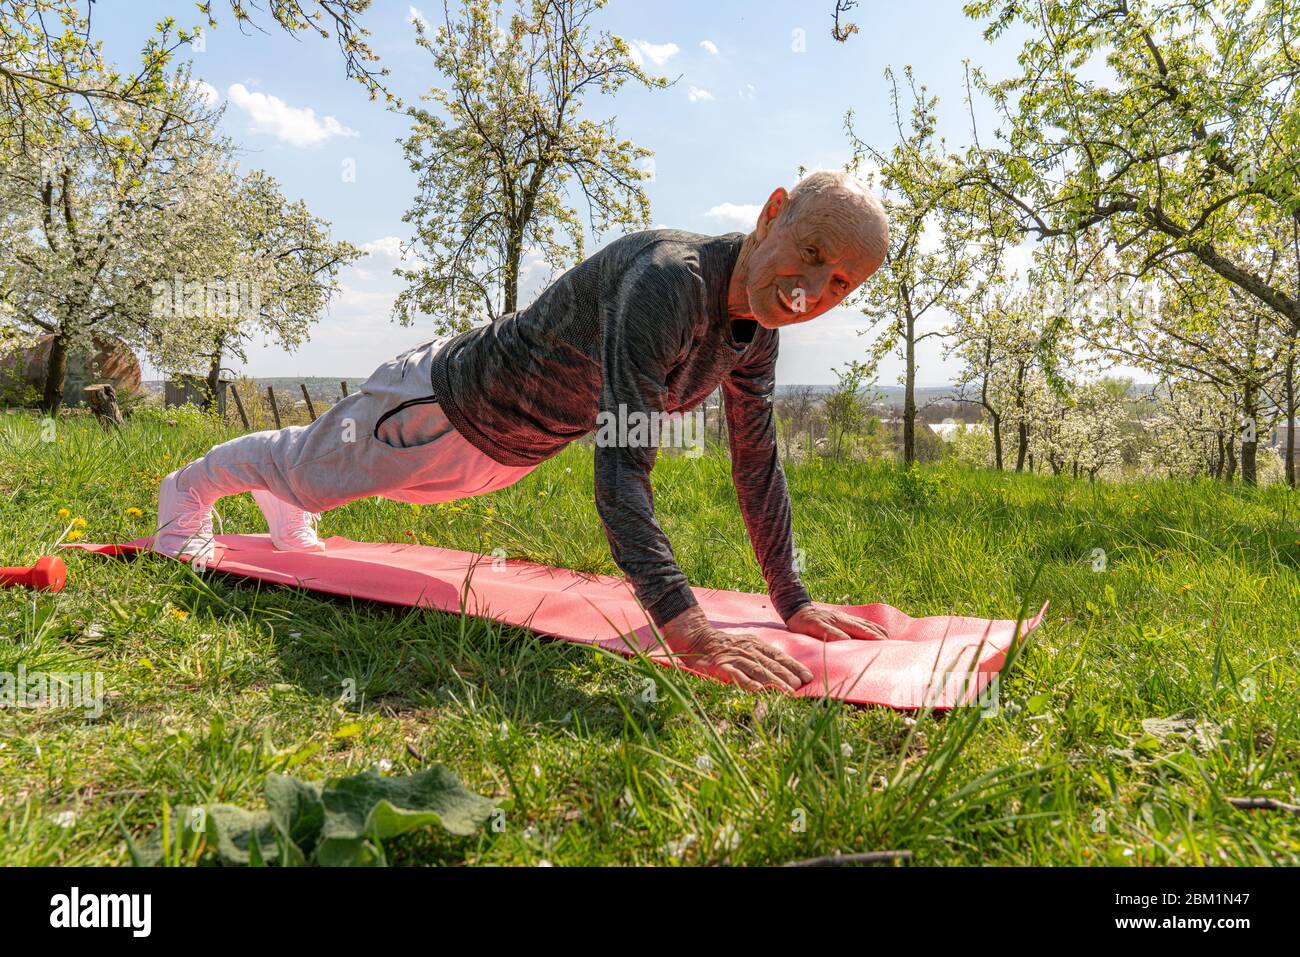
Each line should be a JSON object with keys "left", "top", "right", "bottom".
{"left": 742, "top": 187, "right": 886, "bottom": 329}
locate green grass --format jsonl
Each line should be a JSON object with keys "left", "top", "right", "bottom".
{"left": 1, "top": 407, "right": 1299, "bottom": 866}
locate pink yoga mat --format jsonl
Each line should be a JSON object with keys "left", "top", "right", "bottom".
{"left": 67, "top": 536, "right": 1047, "bottom": 709}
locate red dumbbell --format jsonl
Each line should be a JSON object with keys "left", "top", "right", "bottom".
{"left": 0, "top": 556, "right": 67, "bottom": 592}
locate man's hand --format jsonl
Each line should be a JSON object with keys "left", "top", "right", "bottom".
{"left": 786, "top": 604, "right": 888, "bottom": 642}
{"left": 661, "top": 606, "right": 813, "bottom": 693}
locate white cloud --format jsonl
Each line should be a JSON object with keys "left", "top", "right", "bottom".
{"left": 699, "top": 39, "right": 719, "bottom": 55}
{"left": 852, "top": 160, "right": 882, "bottom": 191}
{"left": 350, "top": 236, "right": 418, "bottom": 280}
{"left": 360, "top": 236, "right": 411, "bottom": 262}
{"left": 626, "top": 39, "right": 680, "bottom": 68}
{"left": 739, "top": 83, "right": 756, "bottom": 100}
{"left": 191, "top": 80, "right": 220, "bottom": 108}
{"left": 687, "top": 85, "right": 714, "bottom": 102}
{"left": 918, "top": 215, "right": 945, "bottom": 255}
{"left": 797, "top": 161, "right": 884, "bottom": 196}
{"left": 704, "top": 202, "right": 760, "bottom": 230}
{"left": 408, "top": 5, "right": 429, "bottom": 30}
{"left": 226, "top": 83, "right": 358, "bottom": 147}
{"left": 1002, "top": 241, "right": 1036, "bottom": 279}
{"left": 517, "top": 249, "right": 556, "bottom": 303}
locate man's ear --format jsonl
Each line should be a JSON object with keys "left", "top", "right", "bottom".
{"left": 754, "top": 187, "right": 789, "bottom": 240}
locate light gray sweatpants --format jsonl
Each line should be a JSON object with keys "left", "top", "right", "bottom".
{"left": 177, "top": 338, "right": 537, "bottom": 513}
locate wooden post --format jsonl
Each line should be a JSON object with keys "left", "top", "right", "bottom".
{"left": 82, "top": 384, "right": 123, "bottom": 427}
{"left": 265, "top": 386, "right": 282, "bottom": 429}
{"left": 229, "top": 385, "right": 251, "bottom": 430}
{"left": 340, "top": 380, "right": 350, "bottom": 398}
{"left": 299, "top": 383, "right": 318, "bottom": 421}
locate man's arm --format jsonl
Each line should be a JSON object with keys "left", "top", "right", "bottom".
{"left": 593, "top": 253, "right": 698, "bottom": 628}
{"left": 592, "top": 250, "right": 812, "bottom": 691}
{"left": 724, "top": 330, "right": 889, "bottom": 643}
{"left": 721, "top": 329, "right": 812, "bottom": 621}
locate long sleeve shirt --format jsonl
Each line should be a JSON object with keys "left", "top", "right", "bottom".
{"left": 429, "top": 229, "right": 812, "bottom": 627}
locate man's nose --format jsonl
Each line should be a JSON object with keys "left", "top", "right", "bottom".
{"left": 793, "top": 272, "right": 830, "bottom": 311}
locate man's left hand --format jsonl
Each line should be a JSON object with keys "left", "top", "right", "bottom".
{"left": 786, "top": 604, "right": 888, "bottom": 642}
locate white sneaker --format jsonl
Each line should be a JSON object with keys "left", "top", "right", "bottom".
{"left": 153, "top": 468, "right": 216, "bottom": 562}
{"left": 252, "top": 489, "right": 325, "bottom": 552}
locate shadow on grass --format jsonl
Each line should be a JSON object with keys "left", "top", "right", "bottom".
{"left": 113, "top": 550, "right": 668, "bottom": 740}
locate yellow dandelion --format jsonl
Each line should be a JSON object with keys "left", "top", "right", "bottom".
{"left": 1178, "top": 583, "right": 1194, "bottom": 593}
{"left": 538, "top": 490, "right": 547, "bottom": 497}
{"left": 57, "top": 508, "right": 71, "bottom": 519}
{"left": 170, "top": 608, "right": 188, "bottom": 621}
{"left": 66, "top": 530, "right": 83, "bottom": 542}
{"left": 72, "top": 517, "right": 86, "bottom": 528}
{"left": 126, "top": 507, "right": 143, "bottom": 517}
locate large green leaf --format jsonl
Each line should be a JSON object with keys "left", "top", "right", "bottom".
{"left": 133, "top": 764, "right": 495, "bottom": 867}
{"left": 203, "top": 804, "right": 281, "bottom": 866}
{"left": 265, "top": 772, "right": 325, "bottom": 852}
{"left": 332, "top": 765, "right": 495, "bottom": 839}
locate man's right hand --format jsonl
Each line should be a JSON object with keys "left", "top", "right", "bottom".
{"left": 659, "top": 606, "right": 813, "bottom": 693}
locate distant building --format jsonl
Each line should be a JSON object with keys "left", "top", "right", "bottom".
{"left": 0, "top": 334, "right": 141, "bottom": 406}
{"left": 1270, "top": 423, "right": 1295, "bottom": 451}
{"left": 928, "top": 418, "right": 990, "bottom": 442}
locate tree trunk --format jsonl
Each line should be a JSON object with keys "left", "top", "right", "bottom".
{"left": 988, "top": 408, "right": 1003, "bottom": 470}
{"left": 1287, "top": 353, "right": 1296, "bottom": 489}
{"left": 1240, "top": 440, "right": 1257, "bottom": 486}
{"left": 503, "top": 225, "right": 524, "bottom": 315}
{"left": 1240, "top": 387, "right": 1258, "bottom": 487}
{"left": 203, "top": 349, "right": 223, "bottom": 413}
{"left": 903, "top": 312, "right": 917, "bottom": 466}
{"left": 1225, "top": 438, "right": 1237, "bottom": 483}
{"left": 82, "top": 384, "right": 123, "bottom": 426}
{"left": 977, "top": 351, "right": 1003, "bottom": 471}
{"left": 41, "top": 332, "right": 70, "bottom": 414}
{"left": 1013, "top": 363, "right": 1029, "bottom": 471}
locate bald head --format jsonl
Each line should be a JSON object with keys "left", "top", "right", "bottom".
{"left": 785, "top": 170, "right": 890, "bottom": 263}
{"left": 728, "top": 170, "right": 890, "bottom": 328}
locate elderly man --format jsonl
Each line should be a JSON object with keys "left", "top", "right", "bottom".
{"left": 155, "top": 170, "right": 890, "bottom": 693}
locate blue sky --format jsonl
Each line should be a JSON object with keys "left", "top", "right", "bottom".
{"left": 95, "top": 0, "right": 1033, "bottom": 385}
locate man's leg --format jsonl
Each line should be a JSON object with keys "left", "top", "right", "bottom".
{"left": 154, "top": 337, "right": 493, "bottom": 558}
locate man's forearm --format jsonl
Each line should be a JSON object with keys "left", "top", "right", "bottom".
{"left": 593, "top": 444, "right": 699, "bottom": 628}
{"left": 725, "top": 422, "right": 811, "bottom": 620}
{"left": 733, "top": 457, "right": 810, "bottom": 619}
{"left": 721, "top": 340, "right": 812, "bottom": 622}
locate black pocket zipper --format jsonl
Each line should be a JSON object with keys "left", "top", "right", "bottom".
{"left": 372, "top": 394, "right": 441, "bottom": 443}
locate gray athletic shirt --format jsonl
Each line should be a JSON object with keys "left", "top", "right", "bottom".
{"left": 429, "top": 228, "right": 812, "bottom": 627}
